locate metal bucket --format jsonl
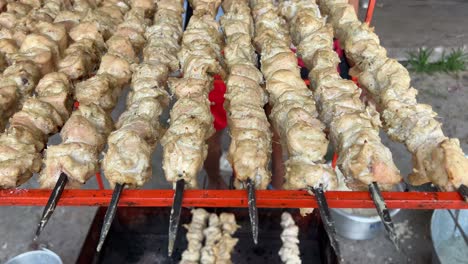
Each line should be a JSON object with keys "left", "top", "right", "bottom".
{"left": 5, "top": 249, "right": 62, "bottom": 264}
{"left": 330, "top": 207, "right": 401, "bottom": 240}
{"left": 430, "top": 210, "right": 468, "bottom": 264}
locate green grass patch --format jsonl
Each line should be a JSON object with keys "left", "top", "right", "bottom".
{"left": 406, "top": 48, "right": 467, "bottom": 73}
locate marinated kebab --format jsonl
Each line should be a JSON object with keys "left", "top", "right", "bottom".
{"left": 161, "top": 0, "right": 224, "bottom": 189}
{"left": 181, "top": 208, "right": 210, "bottom": 264}
{"left": 39, "top": 1, "right": 151, "bottom": 189}
{"left": 250, "top": 0, "right": 337, "bottom": 190}
{"left": 183, "top": 211, "right": 239, "bottom": 264}
{"left": 0, "top": 0, "right": 70, "bottom": 131}
{"left": 279, "top": 212, "right": 301, "bottom": 264}
{"left": 279, "top": 0, "right": 401, "bottom": 190}
{"left": 319, "top": 0, "right": 468, "bottom": 190}
{"left": 0, "top": 1, "right": 105, "bottom": 188}
{"left": 220, "top": 0, "right": 272, "bottom": 190}
{"left": 103, "top": 0, "right": 184, "bottom": 188}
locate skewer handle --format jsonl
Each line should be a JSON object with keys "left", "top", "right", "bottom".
{"left": 168, "top": 179, "right": 185, "bottom": 256}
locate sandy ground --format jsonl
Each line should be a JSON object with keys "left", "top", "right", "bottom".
{"left": 1, "top": 1, "right": 468, "bottom": 263}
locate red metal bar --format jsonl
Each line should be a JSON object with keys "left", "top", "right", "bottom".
{"left": 95, "top": 173, "right": 105, "bottom": 190}
{"left": 0, "top": 190, "right": 466, "bottom": 209}
{"left": 365, "top": 0, "right": 376, "bottom": 25}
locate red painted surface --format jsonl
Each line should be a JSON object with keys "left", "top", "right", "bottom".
{"left": 365, "top": 0, "right": 376, "bottom": 25}
{"left": 0, "top": 190, "right": 466, "bottom": 209}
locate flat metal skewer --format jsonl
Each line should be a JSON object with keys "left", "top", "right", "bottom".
{"left": 34, "top": 172, "right": 68, "bottom": 240}
{"left": 247, "top": 178, "right": 258, "bottom": 244}
{"left": 368, "top": 182, "right": 400, "bottom": 251}
{"left": 96, "top": 183, "right": 125, "bottom": 252}
{"left": 309, "top": 185, "right": 341, "bottom": 258}
{"left": 458, "top": 184, "right": 468, "bottom": 202}
{"left": 168, "top": 178, "right": 185, "bottom": 256}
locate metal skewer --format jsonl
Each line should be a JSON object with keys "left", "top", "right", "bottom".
{"left": 34, "top": 172, "right": 68, "bottom": 240}
{"left": 309, "top": 185, "right": 341, "bottom": 258}
{"left": 458, "top": 184, "right": 468, "bottom": 202}
{"left": 168, "top": 178, "right": 185, "bottom": 256}
{"left": 96, "top": 183, "right": 125, "bottom": 252}
{"left": 368, "top": 182, "right": 400, "bottom": 251}
{"left": 247, "top": 178, "right": 258, "bottom": 244}
{"left": 446, "top": 209, "right": 468, "bottom": 246}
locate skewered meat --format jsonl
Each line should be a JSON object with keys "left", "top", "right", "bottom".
{"left": 161, "top": 0, "right": 223, "bottom": 189}
{"left": 250, "top": 0, "right": 336, "bottom": 190}
{"left": 220, "top": 0, "right": 272, "bottom": 190}
{"left": 201, "top": 214, "right": 222, "bottom": 264}
{"left": 181, "top": 208, "right": 210, "bottom": 264}
{"left": 279, "top": 212, "right": 301, "bottom": 264}
{"left": 0, "top": 72, "right": 72, "bottom": 188}
{"left": 103, "top": 0, "right": 184, "bottom": 188}
{"left": 215, "top": 213, "right": 239, "bottom": 263}
{"left": 0, "top": 61, "right": 41, "bottom": 130}
{"left": 40, "top": 1, "right": 144, "bottom": 189}
{"left": 39, "top": 104, "right": 113, "bottom": 188}
{"left": 319, "top": 0, "right": 468, "bottom": 190}
{"left": 279, "top": 0, "right": 400, "bottom": 190}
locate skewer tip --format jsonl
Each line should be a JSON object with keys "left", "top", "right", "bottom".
{"left": 96, "top": 183, "right": 125, "bottom": 253}
{"left": 247, "top": 179, "right": 259, "bottom": 245}
{"left": 33, "top": 173, "right": 68, "bottom": 240}
{"left": 168, "top": 179, "right": 185, "bottom": 256}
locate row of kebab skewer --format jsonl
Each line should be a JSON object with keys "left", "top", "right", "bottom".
{"left": 0, "top": 0, "right": 467, "bottom": 260}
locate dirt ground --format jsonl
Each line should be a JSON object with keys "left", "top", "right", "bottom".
{"left": 1, "top": 1, "right": 468, "bottom": 263}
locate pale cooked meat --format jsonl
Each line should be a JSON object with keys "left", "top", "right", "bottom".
{"left": 279, "top": 0, "right": 401, "bottom": 190}
{"left": 96, "top": 54, "right": 132, "bottom": 87}
{"left": 10, "top": 48, "right": 55, "bottom": 75}
{"left": 19, "top": 33, "right": 60, "bottom": 66}
{"left": 102, "top": 129, "right": 152, "bottom": 188}
{"left": 60, "top": 104, "right": 114, "bottom": 149}
{"left": 82, "top": 8, "right": 123, "bottom": 40}
{"left": 321, "top": 0, "right": 468, "bottom": 190}
{"left": 220, "top": 0, "right": 272, "bottom": 189}
{"left": 0, "top": 39, "right": 19, "bottom": 56}
{"left": 35, "top": 72, "right": 72, "bottom": 121}
{"left": 39, "top": 1, "right": 144, "bottom": 189}
{"left": 0, "top": 85, "right": 19, "bottom": 130}
{"left": 0, "top": 89, "right": 69, "bottom": 188}
{"left": 39, "top": 142, "right": 99, "bottom": 188}
{"left": 9, "top": 97, "right": 63, "bottom": 136}
{"left": 69, "top": 22, "right": 106, "bottom": 50}
{"left": 201, "top": 214, "right": 222, "bottom": 264}
{"left": 250, "top": 0, "right": 336, "bottom": 190}
{"left": 106, "top": 35, "right": 137, "bottom": 63}
{"left": 279, "top": 212, "right": 301, "bottom": 264}
{"left": 103, "top": 0, "right": 183, "bottom": 189}
{"left": 2, "top": 61, "right": 41, "bottom": 99}
{"left": 161, "top": 0, "right": 222, "bottom": 189}
{"left": 116, "top": 98, "right": 163, "bottom": 145}
{"left": 7, "top": 2, "right": 31, "bottom": 16}
{"left": 0, "top": 12, "right": 18, "bottom": 29}
{"left": 34, "top": 21, "right": 68, "bottom": 56}
{"left": 180, "top": 209, "right": 209, "bottom": 264}
{"left": 58, "top": 39, "right": 100, "bottom": 80}
{"left": 75, "top": 74, "right": 119, "bottom": 112}
{"left": 54, "top": 10, "right": 82, "bottom": 31}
